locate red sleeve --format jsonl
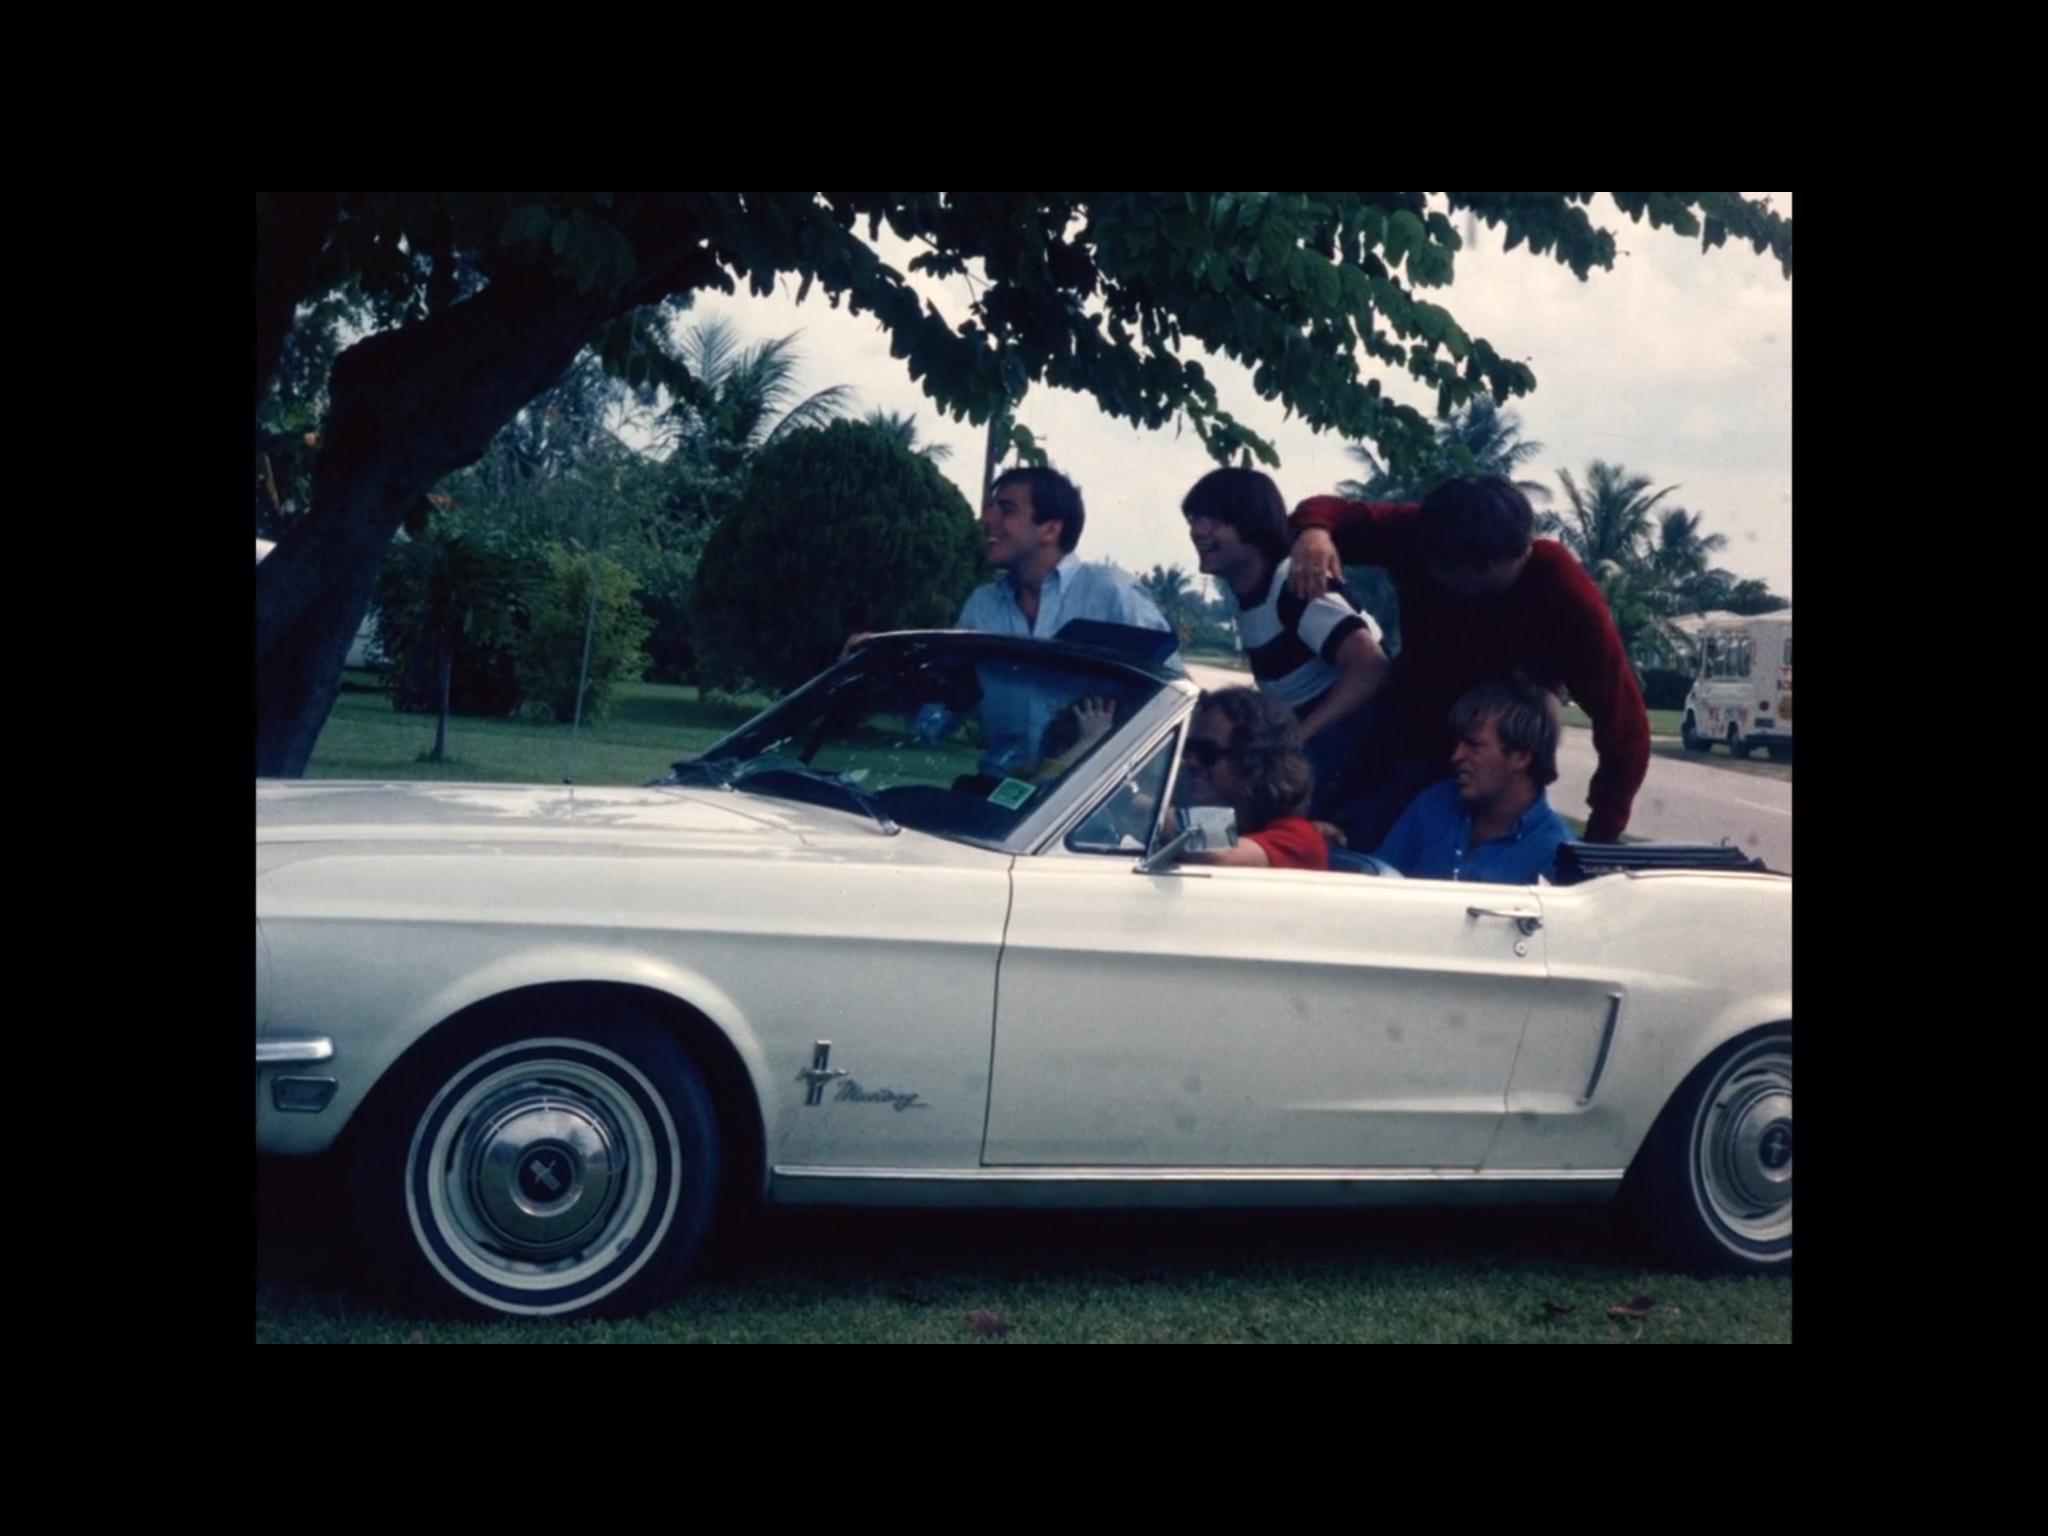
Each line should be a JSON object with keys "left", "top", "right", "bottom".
{"left": 1289, "top": 498, "right": 1421, "bottom": 567}
{"left": 1246, "top": 818, "right": 1330, "bottom": 871}
{"left": 1539, "top": 547, "right": 1650, "bottom": 842}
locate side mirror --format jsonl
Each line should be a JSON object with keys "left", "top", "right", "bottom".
{"left": 1137, "top": 824, "right": 1201, "bottom": 874}
{"left": 1137, "top": 807, "right": 1236, "bottom": 874}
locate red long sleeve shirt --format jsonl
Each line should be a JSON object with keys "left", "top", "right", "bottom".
{"left": 1291, "top": 497, "right": 1650, "bottom": 842}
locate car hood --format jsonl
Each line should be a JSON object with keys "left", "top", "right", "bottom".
{"left": 255, "top": 779, "right": 989, "bottom": 871}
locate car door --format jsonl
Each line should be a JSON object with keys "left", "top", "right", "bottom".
{"left": 982, "top": 735, "right": 1551, "bottom": 1169}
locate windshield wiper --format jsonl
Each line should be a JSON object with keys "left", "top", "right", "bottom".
{"left": 727, "top": 766, "right": 900, "bottom": 835}
{"left": 656, "top": 756, "right": 738, "bottom": 788}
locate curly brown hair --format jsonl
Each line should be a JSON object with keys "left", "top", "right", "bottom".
{"left": 1193, "top": 686, "right": 1315, "bottom": 833}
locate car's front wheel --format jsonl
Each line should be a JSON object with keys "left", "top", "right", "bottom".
{"left": 352, "top": 1001, "right": 719, "bottom": 1319}
{"left": 1682, "top": 714, "right": 1710, "bottom": 753}
{"left": 1627, "top": 1027, "right": 1791, "bottom": 1275}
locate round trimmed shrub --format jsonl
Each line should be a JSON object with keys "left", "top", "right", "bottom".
{"left": 692, "top": 421, "right": 983, "bottom": 692}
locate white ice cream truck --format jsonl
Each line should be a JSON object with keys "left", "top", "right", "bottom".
{"left": 1682, "top": 611, "right": 1792, "bottom": 760}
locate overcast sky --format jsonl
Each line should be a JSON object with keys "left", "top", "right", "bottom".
{"left": 674, "top": 193, "right": 1791, "bottom": 599}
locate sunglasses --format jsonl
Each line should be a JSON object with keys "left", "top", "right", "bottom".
{"left": 1184, "top": 736, "right": 1236, "bottom": 768}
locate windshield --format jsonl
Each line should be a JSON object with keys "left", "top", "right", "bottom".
{"left": 668, "top": 637, "right": 1171, "bottom": 846}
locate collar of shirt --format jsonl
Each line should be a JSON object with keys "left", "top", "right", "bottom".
{"left": 997, "top": 553, "right": 1078, "bottom": 634}
{"left": 1456, "top": 789, "right": 1555, "bottom": 852}
{"left": 1000, "top": 552, "right": 1076, "bottom": 597}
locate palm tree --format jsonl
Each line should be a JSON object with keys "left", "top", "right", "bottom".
{"left": 1648, "top": 507, "right": 1729, "bottom": 592}
{"left": 1340, "top": 396, "right": 1551, "bottom": 504}
{"left": 1544, "top": 461, "right": 1678, "bottom": 569}
{"left": 862, "top": 409, "right": 952, "bottom": 462}
{"left": 1539, "top": 461, "right": 1691, "bottom": 666}
{"left": 1140, "top": 563, "right": 1199, "bottom": 639}
{"left": 657, "top": 316, "right": 854, "bottom": 474}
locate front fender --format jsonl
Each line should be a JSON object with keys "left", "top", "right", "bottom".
{"left": 256, "top": 937, "right": 773, "bottom": 1158}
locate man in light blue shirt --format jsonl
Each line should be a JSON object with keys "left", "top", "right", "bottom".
{"left": 1373, "top": 676, "right": 1572, "bottom": 885}
{"left": 958, "top": 466, "right": 1178, "bottom": 647}
{"left": 954, "top": 466, "right": 1180, "bottom": 775}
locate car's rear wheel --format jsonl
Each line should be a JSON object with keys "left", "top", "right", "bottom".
{"left": 1682, "top": 714, "right": 1710, "bottom": 753}
{"left": 1627, "top": 1027, "right": 1791, "bottom": 1274}
{"left": 351, "top": 1001, "right": 719, "bottom": 1319}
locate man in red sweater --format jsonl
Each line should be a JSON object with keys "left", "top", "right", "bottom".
{"left": 1288, "top": 475, "right": 1648, "bottom": 846}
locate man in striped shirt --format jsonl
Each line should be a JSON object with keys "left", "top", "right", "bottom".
{"left": 1181, "top": 468, "right": 1390, "bottom": 822}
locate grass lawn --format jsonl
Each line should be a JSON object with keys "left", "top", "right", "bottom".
{"left": 1565, "top": 702, "right": 1683, "bottom": 737}
{"left": 255, "top": 1161, "right": 1789, "bottom": 1343}
{"left": 309, "top": 674, "right": 769, "bottom": 786}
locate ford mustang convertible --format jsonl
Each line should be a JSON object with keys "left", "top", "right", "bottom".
{"left": 256, "top": 631, "right": 1791, "bottom": 1318}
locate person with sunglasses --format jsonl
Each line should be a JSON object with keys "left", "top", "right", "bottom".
{"left": 1178, "top": 687, "right": 1329, "bottom": 870}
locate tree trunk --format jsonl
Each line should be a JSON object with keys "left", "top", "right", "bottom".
{"left": 981, "top": 402, "right": 1010, "bottom": 502}
{"left": 254, "top": 552, "right": 381, "bottom": 778}
{"left": 252, "top": 200, "right": 724, "bottom": 778}
{"left": 254, "top": 270, "right": 619, "bottom": 776}
{"left": 432, "top": 628, "right": 453, "bottom": 763}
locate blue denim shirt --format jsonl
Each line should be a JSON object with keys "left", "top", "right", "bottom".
{"left": 958, "top": 556, "right": 1180, "bottom": 774}
{"left": 1372, "top": 779, "right": 1569, "bottom": 885}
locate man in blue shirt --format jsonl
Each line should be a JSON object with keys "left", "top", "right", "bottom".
{"left": 958, "top": 466, "right": 1177, "bottom": 648}
{"left": 950, "top": 466, "right": 1179, "bottom": 776}
{"left": 1373, "top": 676, "right": 1571, "bottom": 884}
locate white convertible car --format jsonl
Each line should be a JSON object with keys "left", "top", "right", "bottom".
{"left": 256, "top": 631, "right": 1791, "bottom": 1318}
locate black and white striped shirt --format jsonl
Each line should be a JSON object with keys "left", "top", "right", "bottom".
{"left": 1232, "top": 558, "right": 1382, "bottom": 712}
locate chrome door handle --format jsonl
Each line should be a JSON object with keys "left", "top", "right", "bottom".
{"left": 1467, "top": 906, "right": 1542, "bottom": 936}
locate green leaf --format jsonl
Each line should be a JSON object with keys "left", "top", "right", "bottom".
{"left": 1311, "top": 257, "right": 1341, "bottom": 311}
{"left": 1391, "top": 211, "right": 1428, "bottom": 268}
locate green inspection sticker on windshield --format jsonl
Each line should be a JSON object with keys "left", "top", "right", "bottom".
{"left": 987, "top": 778, "right": 1036, "bottom": 810}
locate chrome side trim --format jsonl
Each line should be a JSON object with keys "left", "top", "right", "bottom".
{"left": 768, "top": 1165, "right": 1625, "bottom": 1210}
{"left": 1579, "top": 994, "right": 1622, "bottom": 1105}
{"left": 256, "top": 1036, "right": 334, "bottom": 1066}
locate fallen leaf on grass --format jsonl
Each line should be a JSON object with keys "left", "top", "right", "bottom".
{"left": 1539, "top": 1301, "right": 1575, "bottom": 1321}
{"left": 965, "top": 1309, "right": 1014, "bottom": 1339}
{"left": 1606, "top": 1296, "right": 1657, "bottom": 1320}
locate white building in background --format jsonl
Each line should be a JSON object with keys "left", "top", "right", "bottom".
{"left": 257, "top": 538, "right": 383, "bottom": 668}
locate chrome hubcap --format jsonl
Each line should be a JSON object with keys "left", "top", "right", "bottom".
{"left": 411, "top": 1042, "right": 675, "bottom": 1299}
{"left": 1696, "top": 1046, "right": 1792, "bottom": 1245}
{"left": 464, "top": 1087, "right": 628, "bottom": 1258}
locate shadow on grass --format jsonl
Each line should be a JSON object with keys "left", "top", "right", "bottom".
{"left": 260, "top": 1154, "right": 1639, "bottom": 1303}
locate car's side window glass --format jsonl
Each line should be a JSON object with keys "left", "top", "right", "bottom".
{"left": 1066, "top": 732, "right": 1176, "bottom": 854}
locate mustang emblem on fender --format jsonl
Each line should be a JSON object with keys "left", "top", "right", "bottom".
{"left": 835, "top": 1079, "right": 928, "bottom": 1112}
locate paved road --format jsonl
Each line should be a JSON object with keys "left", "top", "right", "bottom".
{"left": 1183, "top": 662, "right": 1791, "bottom": 872}
{"left": 1555, "top": 729, "right": 1790, "bottom": 872}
